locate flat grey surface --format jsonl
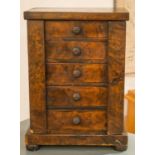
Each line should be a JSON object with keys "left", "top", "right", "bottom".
{"left": 20, "top": 120, "right": 135, "bottom": 155}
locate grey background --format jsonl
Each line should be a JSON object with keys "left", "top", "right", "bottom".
{"left": 20, "top": 120, "right": 135, "bottom": 155}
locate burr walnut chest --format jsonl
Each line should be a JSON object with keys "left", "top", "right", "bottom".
{"left": 24, "top": 8, "right": 129, "bottom": 151}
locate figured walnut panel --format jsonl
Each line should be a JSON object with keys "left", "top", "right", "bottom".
{"left": 46, "top": 63, "right": 108, "bottom": 85}
{"left": 45, "top": 21, "right": 108, "bottom": 39}
{"left": 47, "top": 110, "right": 107, "bottom": 134}
{"left": 107, "top": 22, "right": 126, "bottom": 134}
{"left": 27, "top": 20, "right": 46, "bottom": 133}
{"left": 47, "top": 86, "right": 108, "bottom": 107}
{"left": 46, "top": 41, "right": 107, "bottom": 61}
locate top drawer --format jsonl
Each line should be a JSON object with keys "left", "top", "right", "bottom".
{"left": 45, "top": 21, "right": 108, "bottom": 40}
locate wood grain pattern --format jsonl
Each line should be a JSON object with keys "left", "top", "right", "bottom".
{"left": 107, "top": 22, "right": 126, "bottom": 134}
{"left": 46, "top": 63, "right": 108, "bottom": 85}
{"left": 24, "top": 8, "right": 129, "bottom": 151}
{"left": 47, "top": 110, "right": 107, "bottom": 134}
{"left": 26, "top": 129, "right": 128, "bottom": 148}
{"left": 45, "top": 41, "right": 107, "bottom": 61}
{"left": 45, "top": 21, "right": 108, "bottom": 39}
{"left": 24, "top": 8, "right": 129, "bottom": 20}
{"left": 27, "top": 20, "right": 47, "bottom": 133}
{"left": 47, "top": 86, "right": 108, "bottom": 107}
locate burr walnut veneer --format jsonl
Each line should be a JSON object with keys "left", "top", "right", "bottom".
{"left": 24, "top": 8, "right": 129, "bottom": 151}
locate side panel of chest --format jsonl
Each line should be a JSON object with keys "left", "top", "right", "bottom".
{"left": 107, "top": 22, "right": 126, "bottom": 134}
{"left": 27, "top": 20, "right": 47, "bottom": 133}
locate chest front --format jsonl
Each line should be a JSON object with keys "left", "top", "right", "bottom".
{"left": 24, "top": 8, "right": 129, "bottom": 151}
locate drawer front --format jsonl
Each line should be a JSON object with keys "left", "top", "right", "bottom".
{"left": 45, "top": 21, "right": 108, "bottom": 39}
{"left": 47, "top": 110, "right": 107, "bottom": 134}
{"left": 46, "top": 63, "right": 107, "bottom": 85}
{"left": 47, "top": 86, "right": 107, "bottom": 107}
{"left": 46, "top": 41, "right": 107, "bottom": 61}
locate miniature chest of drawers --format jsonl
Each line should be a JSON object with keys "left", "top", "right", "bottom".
{"left": 24, "top": 8, "right": 129, "bottom": 151}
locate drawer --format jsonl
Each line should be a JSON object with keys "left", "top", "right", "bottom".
{"left": 47, "top": 86, "right": 108, "bottom": 108}
{"left": 46, "top": 41, "right": 107, "bottom": 61}
{"left": 47, "top": 110, "right": 107, "bottom": 134}
{"left": 46, "top": 63, "right": 107, "bottom": 85}
{"left": 45, "top": 21, "right": 108, "bottom": 39}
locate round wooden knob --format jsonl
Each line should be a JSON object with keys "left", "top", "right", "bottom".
{"left": 73, "top": 69, "right": 81, "bottom": 78}
{"left": 72, "top": 26, "right": 81, "bottom": 35}
{"left": 72, "top": 47, "right": 81, "bottom": 56}
{"left": 73, "top": 117, "right": 81, "bottom": 125}
{"left": 73, "top": 93, "right": 81, "bottom": 101}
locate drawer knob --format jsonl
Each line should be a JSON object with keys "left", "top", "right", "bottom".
{"left": 73, "top": 69, "right": 81, "bottom": 78}
{"left": 73, "top": 116, "right": 81, "bottom": 125}
{"left": 72, "top": 47, "right": 81, "bottom": 56}
{"left": 73, "top": 93, "right": 81, "bottom": 101}
{"left": 72, "top": 26, "right": 81, "bottom": 35}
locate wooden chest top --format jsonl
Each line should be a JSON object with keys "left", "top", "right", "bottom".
{"left": 24, "top": 7, "right": 129, "bottom": 20}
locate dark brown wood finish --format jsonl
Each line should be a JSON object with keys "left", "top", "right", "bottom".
{"left": 24, "top": 8, "right": 129, "bottom": 20}
{"left": 45, "top": 21, "right": 108, "bottom": 39}
{"left": 47, "top": 86, "right": 108, "bottom": 107}
{"left": 25, "top": 130, "right": 128, "bottom": 151}
{"left": 27, "top": 20, "right": 47, "bottom": 133}
{"left": 46, "top": 63, "right": 108, "bottom": 85}
{"left": 107, "top": 22, "right": 126, "bottom": 134}
{"left": 24, "top": 8, "right": 129, "bottom": 151}
{"left": 47, "top": 110, "right": 107, "bottom": 134}
{"left": 45, "top": 41, "right": 107, "bottom": 61}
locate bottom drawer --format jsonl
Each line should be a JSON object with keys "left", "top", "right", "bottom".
{"left": 47, "top": 110, "right": 107, "bottom": 134}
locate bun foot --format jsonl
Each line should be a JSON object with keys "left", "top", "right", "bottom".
{"left": 26, "top": 145, "right": 40, "bottom": 151}
{"left": 114, "top": 140, "right": 127, "bottom": 151}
